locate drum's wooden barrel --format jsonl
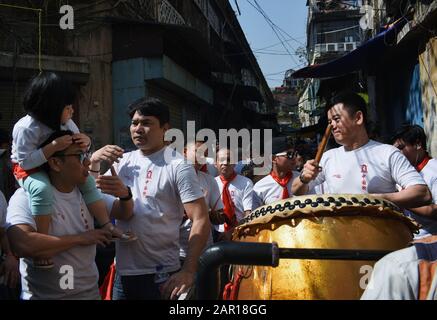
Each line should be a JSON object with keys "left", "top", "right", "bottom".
{"left": 232, "top": 194, "right": 418, "bottom": 300}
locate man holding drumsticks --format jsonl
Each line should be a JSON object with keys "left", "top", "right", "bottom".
{"left": 292, "top": 91, "right": 431, "bottom": 209}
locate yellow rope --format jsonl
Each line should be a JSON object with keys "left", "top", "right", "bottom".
{"left": 0, "top": 3, "right": 43, "bottom": 73}
{"left": 38, "top": 9, "right": 42, "bottom": 73}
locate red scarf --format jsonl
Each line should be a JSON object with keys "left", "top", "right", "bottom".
{"left": 270, "top": 170, "right": 293, "bottom": 199}
{"left": 199, "top": 164, "right": 208, "bottom": 173}
{"left": 220, "top": 172, "right": 237, "bottom": 231}
{"left": 416, "top": 154, "right": 431, "bottom": 172}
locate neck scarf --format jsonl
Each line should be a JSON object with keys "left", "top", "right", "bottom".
{"left": 416, "top": 154, "right": 431, "bottom": 172}
{"left": 270, "top": 170, "right": 293, "bottom": 199}
{"left": 220, "top": 172, "right": 237, "bottom": 231}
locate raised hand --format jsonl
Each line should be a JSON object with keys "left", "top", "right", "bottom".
{"left": 299, "top": 159, "right": 321, "bottom": 184}
{"left": 72, "top": 133, "right": 91, "bottom": 150}
{"left": 90, "top": 145, "right": 124, "bottom": 166}
{"left": 51, "top": 135, "right": 73, "bottom": 151}
{"left": 95, "top": 166, "right": 130, "bottom": 198}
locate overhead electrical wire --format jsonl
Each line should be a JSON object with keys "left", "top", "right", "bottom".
{"left": 245, "top": 0, "right": 301, "bottom": 67}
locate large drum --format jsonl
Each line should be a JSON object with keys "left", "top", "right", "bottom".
{"left": 231, "top": 194, "right": 418, "bottom": 300}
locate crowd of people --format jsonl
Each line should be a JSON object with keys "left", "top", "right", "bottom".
{"left": 0, "top": 72, "right": 436, "bottom": 300}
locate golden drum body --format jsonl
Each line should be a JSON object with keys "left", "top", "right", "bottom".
{"left": 232, "top": 194, "right": 417, "bottom": 300}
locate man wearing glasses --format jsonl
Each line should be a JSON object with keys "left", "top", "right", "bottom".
{"left": 253, "top": 137, "right": 300, "bottom": 208}
{"left": 6, "top": 130, "right": 134, "bottom": 299}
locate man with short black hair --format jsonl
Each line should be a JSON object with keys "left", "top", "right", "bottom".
{"left": 392, "top": 124, "right": 437, "bottom": 238}
{"left": 90, "top": 97, "right": 210, "bottom": 300}
{"left": 292, "top": 91, "right": 431, "bottom": 209}
{"left": 6, "top": 131, "right": 133, "bottom": 299}
{"left": 0, "top": 190, "right": 20, "bottom": 300}
{"left": 253, "top": 137, "right": 300, "bottom": 208}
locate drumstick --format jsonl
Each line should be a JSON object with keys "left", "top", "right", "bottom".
{"left": 315, "top": 124, "right": 332, "bottom": 164}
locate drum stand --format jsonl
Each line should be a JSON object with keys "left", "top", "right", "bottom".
{"left": 196, "top": 241, "right": 393, "bottom": 300}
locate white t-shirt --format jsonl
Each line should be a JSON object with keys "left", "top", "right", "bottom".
{"left": 420, "top": 158, "right": 437, "bottom": 203}
{"left": 113, "top": 147, "right": 204, "bottom": 276}
{"left": 309, "top": 140, "right": 426, "bottom": 194}
{"left": 404, "top": 158, "right": 437, "bottom": 238}
{"left": 6, "top": 187, "right": 115, "bottom": 300}
{"left": 361, "top": 245, "right": 437, "bottom": 300}
{"left": 215, "top": 174, "right": 254, "bottom": 224}
{"left": 253, "top": 171, "right": 300, "bottom": 209}
{"left": 0, "top": 191, "right": 6, "bottom": 229}
{"left": 11, "top": 115, "right": 80, "bottom": 169}
{"left": 179, "top": 171, "right": 224, "bottom": 258}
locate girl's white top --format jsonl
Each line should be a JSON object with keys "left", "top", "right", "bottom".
{"left": 11, "top": 115, "right": 79, "bottom": 170}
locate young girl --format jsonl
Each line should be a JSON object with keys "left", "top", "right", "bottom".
{"left": 11, "top": 72, "right": 134, "bottom": 268}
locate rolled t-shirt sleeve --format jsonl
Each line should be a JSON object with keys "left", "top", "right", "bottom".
{"left": 6, "top": 189, "right": 36, "bottom": 230}
{"left": 389, "top": 151, "right": 426, "bottom": 189}
{"left": 243, "top": 180, "right": 254, "bottom": 211}
{"left": 175, "top": 162, "right": 204, "bottom": 203}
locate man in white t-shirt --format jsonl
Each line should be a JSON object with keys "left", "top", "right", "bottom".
{"left": 215, "top": 148, "right": 253, "bottom": 238}
{"left": 180, "top": 140, "right": 225, "bottom": 261}
{"left": 253, "top": 137, "right": 300, "bottom": 209}
{"left": 89, "top": 98, "right": 210, "bottom": 300}
{"left": 392, "top": 124, "right": 437, "bottom": 238}
{"left": 361, "top": 235, "right": 437, "bottom": 300}
{"left": 293, "top": 91, "right": 431, "bottom": 209}
{"left": 0, "top": 190, "right": 20, "bottom": 299}
{"left": 6, "top": 131, "right": 133, "bottom": 299}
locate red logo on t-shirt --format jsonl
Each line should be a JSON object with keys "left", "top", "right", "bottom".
{"left": 361, "top": 164, "right": 368, "bottom": 191}
{"left": 143, "top": 171, "right": 153, "bottom": 197}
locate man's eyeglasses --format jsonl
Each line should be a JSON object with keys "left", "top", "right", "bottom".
{"left": 53, "top": 151, "right": 91, "bottom": 164}
{"left": 275, "top": 151, "right": 298, "bottom": 159}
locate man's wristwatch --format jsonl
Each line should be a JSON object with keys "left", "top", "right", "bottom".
{"left": 119, "top": 186, "right": 132, "bottom": 201}
{"left": 299, "top": 172, "right": 309, "bottom": 185}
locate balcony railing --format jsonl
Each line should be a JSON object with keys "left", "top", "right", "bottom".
{"left": 314, "top": 41, "right": 359, "bottom": 55}
{"left": 157, "top": 0, "right": 185, "bottom": 25}
{"left": 241, "top": 68, "right": 257, "bottom": 87}
{"left": 309, "top": 0, "right": 361, "bottom": 13}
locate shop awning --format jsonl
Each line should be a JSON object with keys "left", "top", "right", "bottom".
{"left": 292, "top": 19, "right": 408, "bottom": 79}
